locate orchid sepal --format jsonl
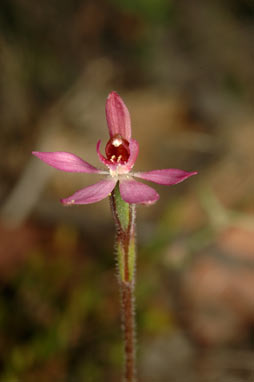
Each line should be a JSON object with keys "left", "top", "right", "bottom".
{"left": 133, "top": 169, "right": 198, "bottom": 185}
{"left": 106, "top": 91, "right": 132, "bottom": 141}
{"left": 32, "top": 151, "right": 101, "bottom": 173}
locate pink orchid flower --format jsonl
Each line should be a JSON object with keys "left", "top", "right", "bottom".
{"left": 32, "top": 92, "right": 197, "bottom": 205}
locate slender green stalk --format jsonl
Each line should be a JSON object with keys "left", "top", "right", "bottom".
{"left": 110, "top": 183, "right": 137, "bottom": 382}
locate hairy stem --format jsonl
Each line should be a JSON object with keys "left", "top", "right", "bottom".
{"left": 110, "top": 183, "right": 137, "bottom": 382}
{"left": 121, "top": 281, "right": 136, "bottom": 382}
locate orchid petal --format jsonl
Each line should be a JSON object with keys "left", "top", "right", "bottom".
{"left": 32, "top": 151, "right": 101, "bottom": 173}
{"left": 106, "top": 91, "right": 131, "bottom": 140}
{"left": 125, "top": 139, "right": 139, "bottom": 170}
{"left": 61, "top": 178, "right": 117, "bottom": 205}
{"left": 119, "top": 179, "right": 159, "bottom": 205}
{"left": 134, "top": 169, "right": 198, "bottom": 185}
{"left": 96, "top": 140, "right": 108, "bottom": 166}
{"left": 96, "top": 140, "right": 116, "bottom": 168}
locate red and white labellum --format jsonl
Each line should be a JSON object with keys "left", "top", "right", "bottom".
{"left": 105, "top": 134, "right": 130, "bottom": 164}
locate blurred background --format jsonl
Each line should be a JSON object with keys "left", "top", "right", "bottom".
{"left": 0, "top": 0, "right": 254, "bottom": 381}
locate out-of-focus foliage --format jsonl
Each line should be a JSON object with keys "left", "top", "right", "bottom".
{"left": 0, "top": 224, "right": 122, "bottom": 381}
{"left": 110, "top": 0, "right": 174, "bottom": 24}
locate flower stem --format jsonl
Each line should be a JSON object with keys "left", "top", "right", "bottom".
{"left": 121, "top": 281, "right": 136, "bottom": 382}
{"left": 110, "top": 183, "right": 137, "bottom": 382}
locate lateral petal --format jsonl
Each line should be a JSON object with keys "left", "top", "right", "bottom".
{"left": 32, "top": 151, "right": 100, "bottom": 173}
{"left": 96, "top": 140, "right": 117, "bottom": 169}
{"left": 106, "top": 91, "right": 131, "bottom": 140}
{"left": 125, "top": 139, "right": 139, "bottom": 170}
{"left": 134, "top": 169, "right": 198, "bottom": 185}
{"left": 119, "top": 179, "right": 159, "bottom": 205}
{"left": 61, "top": 178, "right": 117, "bottom": 205}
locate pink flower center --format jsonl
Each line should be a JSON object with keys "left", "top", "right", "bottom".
{"left": 105, "top": 134, "right": 130, "bottom": 164}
